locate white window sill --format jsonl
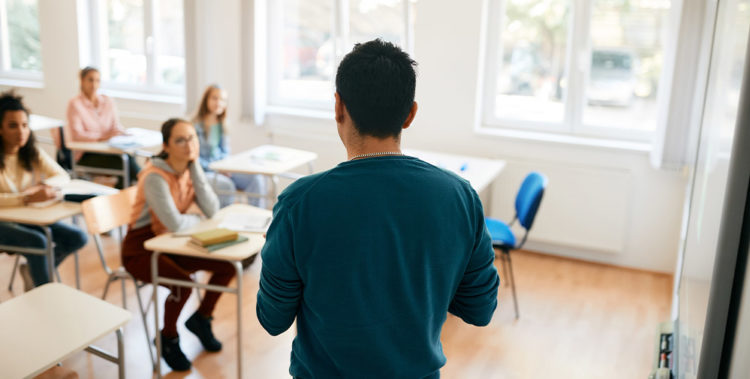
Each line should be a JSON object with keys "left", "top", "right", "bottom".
{"left": 265, "top": 105, "right": 335, "bottom": 120}
{"left": 0, "top": 77, "right": 44, "bottom": 89}
{"left": 475, "top": 126, "right": 652, "bottom": 154}
{"left": 101, "top": 88, "right": 184, "bottom": 105}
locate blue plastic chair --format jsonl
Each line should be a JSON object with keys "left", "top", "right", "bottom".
{"left": 485, "top": 171, "right": 548, "bottom": 319}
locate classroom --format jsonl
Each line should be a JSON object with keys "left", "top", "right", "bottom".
{"left": 0, "top": 0, "right": 749, "bottom": 378}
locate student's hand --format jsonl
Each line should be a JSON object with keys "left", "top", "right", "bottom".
{"left": 23, "top": 185, "right": 59, "bottom": 204}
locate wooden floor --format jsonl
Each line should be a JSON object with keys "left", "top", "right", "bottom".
{"left": 0, "top": 236, "right": 672, "bottom": 379}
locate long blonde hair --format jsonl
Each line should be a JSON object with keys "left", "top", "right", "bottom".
{"left": 194, "top": 85, "right": 227, "bottom": 132}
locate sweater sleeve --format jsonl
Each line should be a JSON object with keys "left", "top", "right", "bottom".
{"left": 256, "top": 202, "right": 302, "bottom": 336}
{"left": 143, "top": 173, "right": 202, "bottom": 232}
{"left": 0, "top": 193, "right": 24, "bottom": 207}
{"left": 189, "top": 161, "right": 219, "bottom": 216}
{"left": 448, "top": 190, "right": 500, "bottom": 326}
{"left": 37, "top": 149, "right": 70, "bottom": 185}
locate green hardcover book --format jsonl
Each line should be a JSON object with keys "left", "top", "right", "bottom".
{"left": 190, "top": 228, "right": 238, "bottom": 246}
{"left": 189, "top": 235, "right": 249, "bottom": 253}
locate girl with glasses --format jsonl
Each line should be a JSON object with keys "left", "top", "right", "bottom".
{"left": 121, "top": 118, "right": 235, "bottom": 371}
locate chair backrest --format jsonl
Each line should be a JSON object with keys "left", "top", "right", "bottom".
{"left": 81, "top": 186, "right": 138, "bottom": 235}
{"left": 51, "top": 126, "right": 72, "bottom": 170}
{"left": 515, "top": 171, "right": 548, "bottom": 231}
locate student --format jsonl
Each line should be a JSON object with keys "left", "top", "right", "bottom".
{"left": 121, "top": 118, "right": 234, "bottom": 372}
{"left": 65, "top": 66, "right": 140, "bottom": 188}
{"left": 256, "top": 40, "right": 500, "bottom": 377}
{"left": 0, "top": 91, "right": 88, "bottom": 290}
{"left": 193, "top": 85, "right": 266, "bottom": 207}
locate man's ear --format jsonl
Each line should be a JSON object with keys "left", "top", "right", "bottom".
{"left": 402, "top": 102, "right": 418, "bottom": 130}
{"left": 335, "top": 92, "right": 346, "bottom": 124}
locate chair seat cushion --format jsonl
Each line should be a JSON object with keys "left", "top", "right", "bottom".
{"left": 485, "top": 217, "right": 516, "bottom": 248}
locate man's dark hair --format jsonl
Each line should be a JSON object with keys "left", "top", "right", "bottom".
{"left": 0, "top": 90, "right": 36, "bottom": 171}
{"left": 335, "top": 39, "right": 417, "bottom": 139}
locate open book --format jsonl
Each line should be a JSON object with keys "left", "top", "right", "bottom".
{"left": 217, "top": 213, "right": 272, "bottom": 233}
{"left": 108, "top": 128, "right": 162, "bottom": 150}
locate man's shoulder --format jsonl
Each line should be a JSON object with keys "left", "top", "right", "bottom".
{"left": 412, "top": 158, "right": 475, "bottom": 192}
{"left": 276, "top": 169, "right": 334, "bottom": 206}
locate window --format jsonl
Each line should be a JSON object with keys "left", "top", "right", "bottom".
{"left": 482, "top": 0, "right": 672, "bottom": 140}
{"left": 265, "top": 0, "right": 415, "bottom": 110}
{"left": 88, "top": 0, "right": 185, "bottom": 96}
{"left": 0, "top": 0, "right": 42, "bottom": 79}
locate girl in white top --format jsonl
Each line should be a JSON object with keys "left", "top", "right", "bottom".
{"left": 0, "top": 90, "right": 88, "bottom": 289}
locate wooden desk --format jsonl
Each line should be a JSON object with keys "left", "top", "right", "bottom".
{"left": 30, "top": 115, "right": 64, "bottom": 132}
{"left": 209, "top": 144, "right": 318, "bottom": 207}
{"left": 144, "top": 204, "right": 270, "bottom": 378}
{"left": 67, "top": 128, "right": 162, "bottom": 186}
{"left": 0, "top": 283, "right": 131, "bottom": 378}
{"left": 404, "top": 149, "right": 506, "bottom": 208}
{"left": 0, "top": 180, "right": 118, "bottom": 288}
{"left": 29, "top": 115, "right": 65, "bottom": 145}
{"left": 0, "top": 202, "right": 82, "bottom": 283}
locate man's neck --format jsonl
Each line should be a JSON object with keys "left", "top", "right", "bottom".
{"left": 347, "top": 135, "right": 402, "bottom": 160}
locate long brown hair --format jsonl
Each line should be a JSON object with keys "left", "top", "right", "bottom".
{"left": 194, "top": 85, "right": 227, "bottom": 130}
{"left": 0, "top": 90, "right": 37, "bottom": 171}
{"left": 155, "top": 118, "right": 191, "bottom": 160}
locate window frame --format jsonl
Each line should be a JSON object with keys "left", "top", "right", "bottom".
{"left": 481, "top": 0, "right": 676, "bottom": 142}
{"left": 0, "top": 0, "right": 43, "bottom": 82}
{"left": 263, "top": 0, "right": 415, "bottom": 112}
{"left": 86, "top": 0, "right": 185, "bottom": 98}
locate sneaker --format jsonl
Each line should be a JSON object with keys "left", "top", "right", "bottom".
{"left": 18, "top": 263, "right": 34, "bottom": 292}
{"left": 185, "top": 311, "right": 222, "bottom": 352}
{"left": 155, "top": 334, "right": 191, "bottom": 371}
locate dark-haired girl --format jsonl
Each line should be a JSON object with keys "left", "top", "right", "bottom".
{"left": 65, "top": 66, "right": 140, "bottom": 188}
{"left": 0, "top": 90, "right": 88, "bottom": 289}
{"left": 121, "top": 118, "right": 235, "bottom": 371}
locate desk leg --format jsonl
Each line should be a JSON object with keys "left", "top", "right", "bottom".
{"left": 116, "top": 328, "right": 126, "bottom": 379}
{"left": 71, "top": 156, "right": 79, "bottom": 179}
{"left": 234, "top": 261, "right": 243, "bottom": 379}
{"left": 74, "top": 251, "right": 80, "bottom": 289}
{"left": 269, "top": 175, "right": 279, "bottom": 209}
{"left": 121, "top": 154, "right": 130, "bottom": 187}
{"left": 152, "top": 251, "right": 162, "bottom": 377}
{"left": 43, "top": 226, "right": 55, "bottom": 283}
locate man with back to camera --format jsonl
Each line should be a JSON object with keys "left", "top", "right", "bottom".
{"left": 256, "top": 39, "right": 500, "bottom": 378}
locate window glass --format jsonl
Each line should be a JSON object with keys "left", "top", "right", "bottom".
{"left": 278, "top": 0, "right": 334, "bottom": 103}
{"left": 494, "top": 0, "right": 570, "bottom": 124}
{"left": 349, "top": 0, "right": 406, "bottom": 49}
{"left": 582, "top": 0, "right": 671, "bottom": 131}
{"left": 106, "top": 0, "right": 146, "bottom": 85}
{"left": 6, "top": 0, "right": 41, "bottom": 72}
{"left": 155, "top": 0, "right": 184, "bottom": 86}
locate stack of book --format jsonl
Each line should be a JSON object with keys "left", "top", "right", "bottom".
{"left": 189, "top": 228, "right": 248, "bottom": 253}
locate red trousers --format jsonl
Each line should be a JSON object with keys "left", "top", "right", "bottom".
{"left": 122, "top": 225, "right": 236, "bottom": 337}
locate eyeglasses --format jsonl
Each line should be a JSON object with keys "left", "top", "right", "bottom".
{"left": 172, "top": 135, "right": 195, "bottom": 147}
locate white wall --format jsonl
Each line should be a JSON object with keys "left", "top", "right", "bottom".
{"left": 1, "top": 0, "right": 687, "bottom": 272}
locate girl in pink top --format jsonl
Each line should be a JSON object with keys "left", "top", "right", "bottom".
{"left": 65, "top": 67, "right": 140, "bottom": 188}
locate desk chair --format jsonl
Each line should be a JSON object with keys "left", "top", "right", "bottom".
{"left": 485, "top": 171, "right": 548, "bottom": 319}
{"left": 81, "top": 187, "right": 156, "bottom": 368}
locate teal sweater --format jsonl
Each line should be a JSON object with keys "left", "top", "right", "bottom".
{"left": 257, "top": 155, "right": 499, "bottom": 378}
